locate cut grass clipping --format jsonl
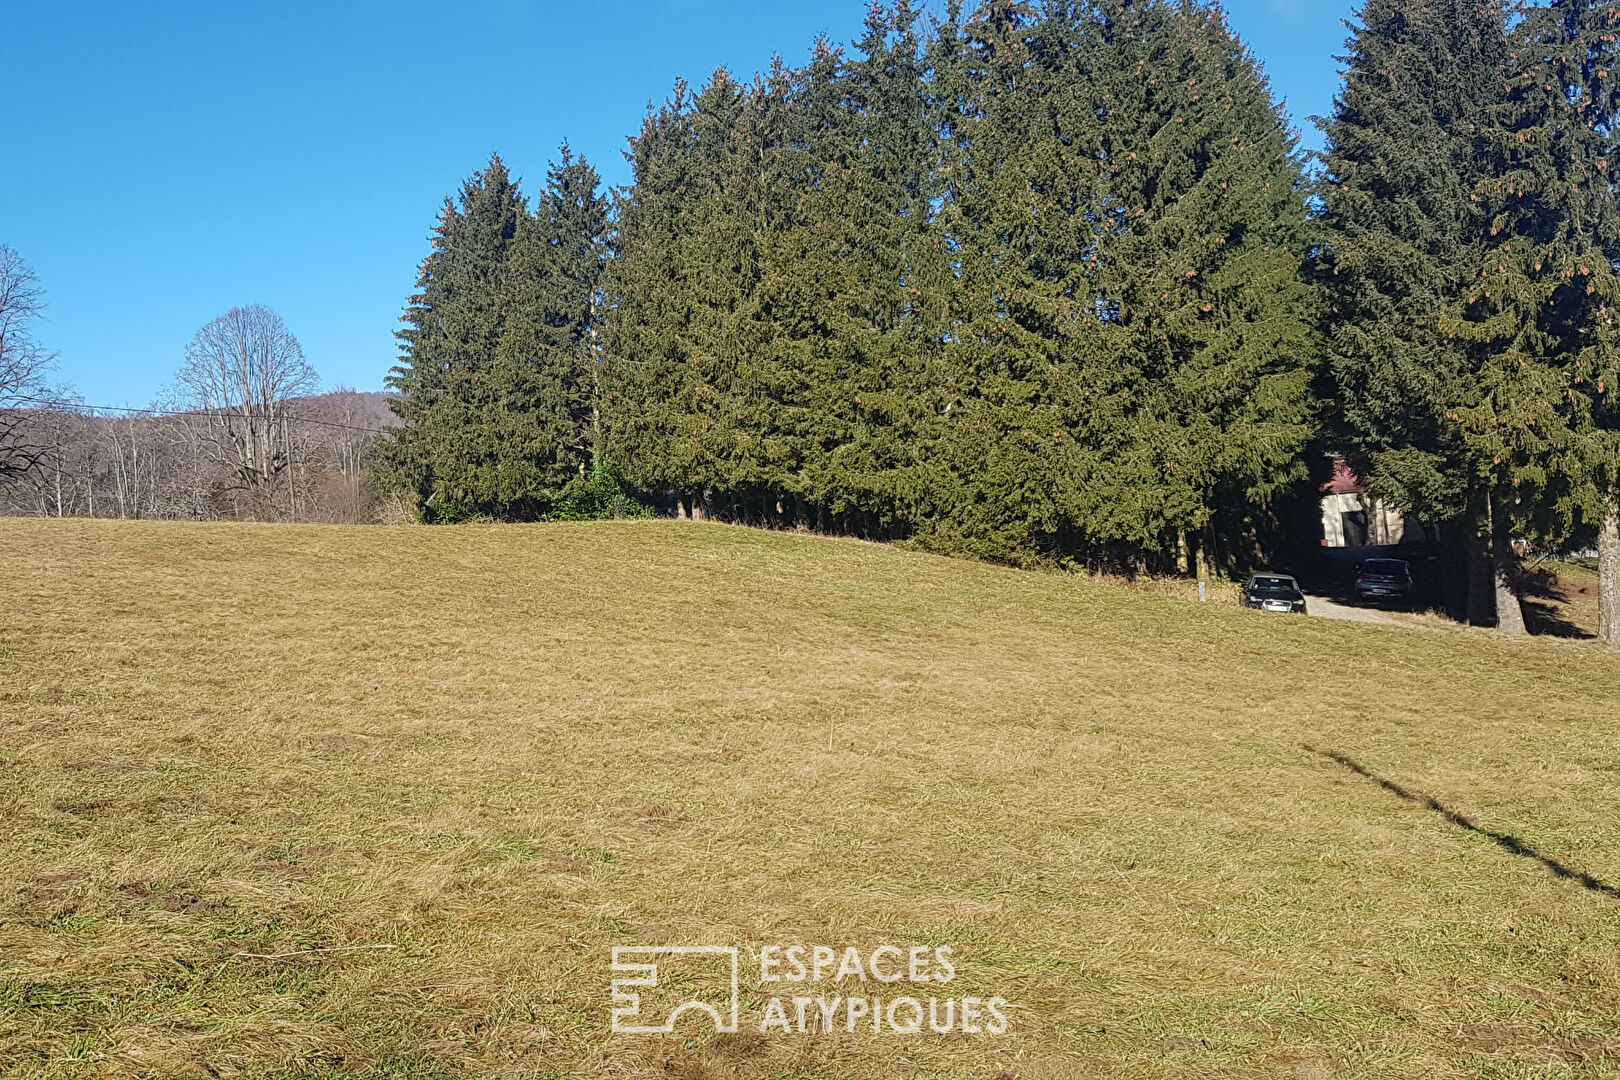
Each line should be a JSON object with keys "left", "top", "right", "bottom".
{"left": 2, "top": 518, "right": 1619, "bottom": 1079}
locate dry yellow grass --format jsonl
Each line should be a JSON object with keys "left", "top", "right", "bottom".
{"left": 2, "top": 517, "right": 1619, "bottom": 1079}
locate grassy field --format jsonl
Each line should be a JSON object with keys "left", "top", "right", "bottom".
{"left": 3, "top": 518, "right": 1619, "bottom": 1079}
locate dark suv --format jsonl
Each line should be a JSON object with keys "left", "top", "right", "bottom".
{"left": 1354, "top": 558, "right": 1415, "bottom": 606}
{"left": 1243, "top": 573, "right": 1307, "bottom": 614}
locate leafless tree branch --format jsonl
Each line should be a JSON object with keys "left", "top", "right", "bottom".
{"left": 0, "top": 245, "right": 58, "bottom": 482}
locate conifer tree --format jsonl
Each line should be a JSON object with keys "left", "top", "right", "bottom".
{"left": 1507, "top": 0, "right": 1620, "bottom": 643}
{"left": 606, "top": 9, "right": 942, "bottom": 534}
{"left": 379, "top": 154, "right": 528, "bottom": 521}
{"left": 921, "top": 0, "right": 1101, "bottom": 562}
{"left": 604, "top": 70, "right": 765, "bottom": 517}
{"left": 1083, "top": 0, "right": 1316, "bottom": 575}
{"left": 600, "top": 80, "right": 702, "bottom": 512}
{"left": 1320, "top": 0, "right": 1620, "bottom": 632}
{"left": 380, "top": 150, "right": 606, "bottom": 521}
{"left": 521, "top": 145, "right": 611, "bottom": 475}
{"left": 1317, "top": 0, "right": 1524, "bottom": 625}
{"left": 925, "top": 0, "right": 1314, "bottom": 568}
{"left": 753, "top": 3, "right": 942, "bottom": 534}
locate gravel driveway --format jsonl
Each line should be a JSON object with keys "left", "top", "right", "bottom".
{"left": 1303, "top": 594, "right": 1405, "bottom": 625}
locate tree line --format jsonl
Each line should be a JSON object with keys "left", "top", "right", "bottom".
{"left": 375, "top": 0, "right": 1620, "bottom": 639}
{"left": 382, "top": 0, "right": 1318, "bottom": 575}
{"left": 0, "top": 389, "right": 391, "bottom": 523}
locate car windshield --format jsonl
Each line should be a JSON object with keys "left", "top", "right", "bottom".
{"left": 1363, "top": 560, "right": 1409, "bottom": 577}
{"left": 1250, "top": 577, "right": 1300, "bottom": 597}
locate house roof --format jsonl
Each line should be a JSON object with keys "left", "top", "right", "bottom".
{"left": 1322, "top": 457, "right": 1363, "bottom": 496}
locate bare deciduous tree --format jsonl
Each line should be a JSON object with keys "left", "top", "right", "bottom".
{"left": 25, "top": 397, "right": 88, "bottom": 517}
{"left": 104, "top": 412, "right": 160, "bottom": 519}
{"left": 0, "top": 245, "right": 57, "bottom": 482}
{"left": 174, "top": 305, "right": 318, "bottom": 514}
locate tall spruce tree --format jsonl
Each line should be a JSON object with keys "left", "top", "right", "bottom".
{"left": 600, "top": 79, "right": 702, "bottom": 512}
{"left": 1082, "top": 0, "right": 1316, "bottom": 576}
{"left": 606, "top": 8, "right": 942, "bottom": 534}
{"left": 753, "top": 3, "right": 943, "bottom": 534}
{"left": 1317, "top": 0, "right": 1524, "bottom": 625}
{"left": 1507, "top": 0, "right": 1620, "bottom": 643}
{"left": 1320, "top": 0, "right": 1620, "bottom": 633}
{"left": 380, "top": 149, "right": 607, "bottom": 521}
{"left": 603, "top": 70, "right": 764, "bottom": 518}
{"left": 528, "top": 145, "right": 611, "bottom": 471}
{"left": 379, "top": 154, "right": 528, "bottom": 521}
{"left": 924, "top": 0, "right": 1314, "bottom": 568}
{"left": 921, "top": 0, "right": 1121, "bottom": 563}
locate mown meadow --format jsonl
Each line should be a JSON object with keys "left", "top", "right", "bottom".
{"left": 2, "top": 518, "right": 1618, "bottom": 1078}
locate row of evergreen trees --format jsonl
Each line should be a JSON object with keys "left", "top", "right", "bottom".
{"left": 377, "top": 0, "right": 1620, "bottom": 636}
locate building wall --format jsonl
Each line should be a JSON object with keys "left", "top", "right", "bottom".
{"left": 1321, "top": 491, "right": 1412, "bottom": 548}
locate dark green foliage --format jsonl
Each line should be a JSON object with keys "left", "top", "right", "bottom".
{"left": 382, "top": 0, "right": 1620, "bottom": 614}
{"left": 549, "top": 460, "right": 653, "bottom": 521}
{"left": 1317, "top": 0, "right": 1620, "bottom": 622}
{"left": 603, "top": 0, "right": 1316, "bottom": 570}
{"left": 1316, "top": 0, "right": 1514, "bottom": 617}
{"left": 377, "top": 150, "right": 608, "bottom": 522}
{"left": 602, "top": 5, "right": 946, "bottom": 536}
{"left": 920, "top": 0, "right": 1316, "bottom": 568}
{"left": 1504, "top": 0, "right": 1620, "bottom": 536}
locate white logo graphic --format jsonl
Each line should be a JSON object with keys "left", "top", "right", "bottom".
{"left": 610, "top": 946, "right": 740, "bottom": 1034}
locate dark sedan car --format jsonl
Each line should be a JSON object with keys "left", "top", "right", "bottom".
{"left": 1242, "top": 573, "right": 1308, "bottom": 614}
{"left": 1354, "top": 558, "right": 1415, "bottom": 606}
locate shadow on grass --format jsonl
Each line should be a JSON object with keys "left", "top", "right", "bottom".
{"left": 1518, "top": 566, "right": 1595, "bottom": 639}
{"left": 1522, "top": 597, "right": 1592, "bottom": 639}
{"left": 1308, "top": 746, "right": 1620, "bottom": 900}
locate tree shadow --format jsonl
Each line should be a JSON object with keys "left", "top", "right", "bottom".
{"left": 1307, "top": 746, "right": 1620, "bottom": 900}
{"left": 1521, "top": 597, "right": 1592, "bottom": 639}
{"left": 1518, "top": 566, "right": 1595, "bottom": 639}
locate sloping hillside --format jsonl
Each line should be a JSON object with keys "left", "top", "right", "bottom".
{"left": 2, "top": 519, "right": 1618, "bottom": 1079}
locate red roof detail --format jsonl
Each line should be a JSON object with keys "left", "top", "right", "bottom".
{"left": 1322, "top": 457, "right": 1364, "bottom": 495}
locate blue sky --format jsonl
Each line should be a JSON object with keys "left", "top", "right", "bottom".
{"left": 4, "top": 0, "right": 1356, "bottom": 406}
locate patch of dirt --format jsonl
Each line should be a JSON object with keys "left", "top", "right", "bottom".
{"left": 119, "top": 882, "right": 230, "bottom": 916}
{"left": 52, "top": 797, "right": 110, "bottom": 817}
{"left": 1302, "top": 594, "right": 1407, "bottom": 626}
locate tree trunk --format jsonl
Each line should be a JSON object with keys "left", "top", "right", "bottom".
{"left": 1490, "top": 490, "right": 1527, "bottom": 635}
{"left": 1465, "top": 488, "right": 1493, "bottom": 626}
{"left": 1437, "top": 516, "right": 1468, "bottom": 621}
{"left": 1599, "top": 500, "right": 1620, "bottom": 647}
{"left": 1194, "top": 529, "right": 1213, "bottom": 587}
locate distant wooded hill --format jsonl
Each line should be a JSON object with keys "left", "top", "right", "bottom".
{"left": 0, "top": 390, "right": 399, "bottom": 522}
